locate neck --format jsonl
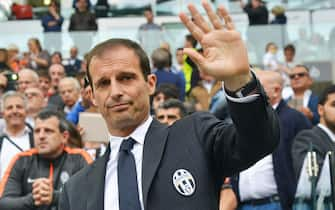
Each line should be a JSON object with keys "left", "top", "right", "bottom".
{"left": 108, "top": 115, "right": 149, "bottom": 137}
{"left": 294, "top": 89, "right": 305, "bottom": 98}
{"left": 6, "top": 124, "right": 25, "bottom": 136}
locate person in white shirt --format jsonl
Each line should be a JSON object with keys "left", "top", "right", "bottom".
{"left": 0, "top": 91, "right": 33, "bottom": 179}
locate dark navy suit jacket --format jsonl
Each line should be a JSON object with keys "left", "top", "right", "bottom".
{"left": 232, "top": 100, "right": 312, "bottom": 210}
{"left": 59, "top": 82, "right": 280, "bottom": 210}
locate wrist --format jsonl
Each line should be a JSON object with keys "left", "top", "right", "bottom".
{"left": 224, "top": 70, "right": 258, "bottom": 98}
{"left": 224, "top": 71, "right": 253, "bottom": 92}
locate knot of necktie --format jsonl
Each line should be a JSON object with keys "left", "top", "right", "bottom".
{"left": 119, "top": 138, "right": 136, "bottom": 153}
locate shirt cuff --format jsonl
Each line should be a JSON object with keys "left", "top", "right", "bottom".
{"left": 224, "top": 91, "right": 259, "bottom": 103}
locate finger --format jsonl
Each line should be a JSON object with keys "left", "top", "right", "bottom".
{"left": 218, "top": 5, "right": 235, "bottom": 30}
{"left": 187, "top": 4, "right": 211, "bottom": 33}
{"left": 179, "top": 12, "right": 204, "bottom": 42}
{"left": 183, "top": 48, "right": 205, "bottom": 68}
{"left": 202, "top": 0, "right": 223, "bottom": 29}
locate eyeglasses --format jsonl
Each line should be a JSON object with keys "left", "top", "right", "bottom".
{"left": 289, "top": 72, "right": 308, "bottom": 79}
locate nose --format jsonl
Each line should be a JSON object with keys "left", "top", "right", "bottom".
{"left": 109, "top": 79, "right": 123, "bottom": 99}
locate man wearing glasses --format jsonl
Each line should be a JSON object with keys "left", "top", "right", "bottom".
{"left": 287, "top": 65, "right": 319, "bottom": 125}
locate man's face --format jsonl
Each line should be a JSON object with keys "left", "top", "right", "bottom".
{"left": 3, "top": 96, "right": 26, "bottom": 128}
{"left": 284, "top": 49, "right": 295, "bottom": 62}
{"left": 39, "top": 77, "right": 51, "bottom": 95}
{"left": 70, "top": 48, "right": 78, "bottom": 58}
{"left": 319, "top": 93, "right": 335, "bottom": 133}
{"left": 34, "top": 117, "right": 66, "bottom": 159}
{"left": 289, "top": 66, "right": 312, "bottom": 92}
{"left": 251, "top": 0, "right": 261, "bottom": 8}
{"left": 59, "top": 80, "right": 80, "bottom": 108}
{"left": 17, "top": 72, "right": 38, "bottom": 93}
{"left": 49, "top": 65, "right": 65, "bottom": 88}
{"left": 76, "top": 0, "right": 87, "bottom": 12}
{"left": 156, "top": 107, "right": 181, "bottom": 126}
{"left": 152, "top": 93, "right": 165, "bottom": 112}
{"left": 144, "top": 10, "right": 153, "bottom": 23}
{"left": 24, "top": 87, "right": 45, "bottom": 113}
{"left": 89, "top": 46, "right": 156, "bottom": 135}
{"left": 176, "top": 50, "right": 184, "bottom": 65}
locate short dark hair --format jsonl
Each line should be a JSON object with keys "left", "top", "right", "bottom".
{"left": 36, "top": 70, "right": 51, "bottom": 81}
{"left": 36, "top": 109, "right": 68, "bottom": 133}
{"left": 144, "top": 7, "right": 152, "bottom": 13}
{"left": 284, "top": 44, "right": 295, "bottom": 54}
{"left": 318, "top": 85, "right": 335, "bottom": 105}
{"left": 153, "top": 84, "right": 179, "bottom": 100}
{"left": 151, "top": 48, "right": 170, "bottom": 69}
{"left": 294, "top": 64, "right": 310, "bottom": 73}
{"left": 86, "top": 39, "right": 151, "bottom": 88}
{"left": 185, "top": 34, "right": 197, "bottom": 48}
{"left": 158, "top": 98, "right": 187, "bottom": 118}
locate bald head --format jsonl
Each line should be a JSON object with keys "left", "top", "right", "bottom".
{"left": 256, "top": 71, "right": 283, "bottom": 105}
{"left": 17, "top": 69, "right": 39, "bottom": 93}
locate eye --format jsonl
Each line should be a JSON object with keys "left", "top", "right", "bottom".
{"left": 96, "top": 78, "right": 110, "bottom": 89}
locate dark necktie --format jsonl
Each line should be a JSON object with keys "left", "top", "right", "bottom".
{"left": 118, "top": 138, "right": 141, "bottom": 210}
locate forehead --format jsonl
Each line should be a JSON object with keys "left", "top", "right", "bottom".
{"left": 4, "top": 96, "right": 24, "bottom": 106}
{"left": 89, "top": 47, "right": 142, "bottom": 77}
{"left": 292, "top": 66, "right": 308, "bottom": 73}
{"left": 35, "top": 117, "right": 59, "bottom": 129}
{"left": 50, "top": 66, "right": 64, "bottom": 73}
{"left": 157, "top": 107, "right": 180, "bottom": 115}
{"left": 325, "top": 93, "right": 335, "bottom": 104}
{"left": 19, "top": 72, "right": 34, "bottom": 80}
{"left": 25, "top": 87, "right": 42, "bottom": 94}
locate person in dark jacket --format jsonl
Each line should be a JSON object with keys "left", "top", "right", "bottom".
{"left": 239, "top": 0, "right": 269, "bottom": 25}
{"left": 270, "top": 5, "right": 287, "bottom": 24}
{"left": 0, "top": 110, "right": 92, "bottom": 210}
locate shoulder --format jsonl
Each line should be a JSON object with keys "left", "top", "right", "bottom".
{"left": 64, "top": 147, "right": 93, "bottom": 164}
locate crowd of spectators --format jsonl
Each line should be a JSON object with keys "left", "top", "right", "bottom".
{"left": 0, "top": 1, "right": 333, "bottom": 210}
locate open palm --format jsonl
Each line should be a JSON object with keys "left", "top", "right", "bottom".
{"left": 179, "top": 1, "right": 250, "bottom": 89}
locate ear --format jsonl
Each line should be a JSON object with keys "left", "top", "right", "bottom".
{"left": 147, "top": 74, "right": 157, "bottom": 95}
{"left": 318, "top": 104, "right": 324, "bottom": 119}
{"left": 62, "top": 130, "right": 70, "bottom": 145}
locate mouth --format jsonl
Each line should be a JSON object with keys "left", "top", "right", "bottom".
{"left": 108, "top": 102, "right": 130, "bottom": 112}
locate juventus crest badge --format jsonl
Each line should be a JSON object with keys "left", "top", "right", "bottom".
{"left": 173, "top": 169, "right": 196, "bottom": 196}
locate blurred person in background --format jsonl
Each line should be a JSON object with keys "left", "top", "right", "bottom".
{"left": 270, "top": 5, "right": 287, "bottom": 24}
{"left": 25, "top": 38, "right": 50, "bottom": 70}
{"left": 47, "top": 64, "right": 66, "bottom": 111}
{"left": 37, "top": 70, "right": 52, "bottom": 98}
{"left": 64, "top": 46, "right": 82, "bottom": 76}
{"left": 0, "top": 49, "right": 10, "bottom": 73}
{"left": 287, "top": 65, "right": 319, "bottom": 125}
{"left": 152, "top": 48, "right": 185, "bottom": 101}
{"left": 6, "top": 44, "right": 21, "bottom": 72}
{"left": 151, "top": 83, "right": 179, "bottom": 114}
{"left": 155, "top": 98, "right": 187, "bottom": 126}
{"left": 189, "top": 70, "right": 222, "bottom": 111}
{"left": 0, "top": 74, "right": 8, "bottom": 97}
{"left": 24, "top": 87, "right": 46, "bottom": 127}
{"left": 240, "top": 0, "right": 268, "bottom": 25}
{"left": 42, "top": 0, "right": 63, "bottom": 52}
{"left": 69, "top": 0, "right": 97, "bottom": 55}
{"left": 263, "top": 42, "right": 281, "bottom": 71}
{"left": 17, "top": 69, "right": 39, "bottom": 93}
{"left": 58, "top": 77, "right": 81, "bottom": 114}
{"left": 51, "top": 51, "right": 63, "bottom": 65}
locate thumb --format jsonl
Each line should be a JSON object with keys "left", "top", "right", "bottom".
{"left": 183, "top": 48, "right": 205, "bottom": 67}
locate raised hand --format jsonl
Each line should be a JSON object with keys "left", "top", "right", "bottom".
{"left": 179, "top": 0, "right": 251, "bottom": 91}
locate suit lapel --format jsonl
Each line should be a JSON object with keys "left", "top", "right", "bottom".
{"left": 142, "top": 119, "right": 168, "bottom": 209}
{"left": 86, "top": 145, "right": 111, "bottom": 210}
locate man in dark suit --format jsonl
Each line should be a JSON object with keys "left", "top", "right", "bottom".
{"left": 219, "top": 71, "right": 312, "bottom": 210}
{"left": 59, "top": 1, "right": 280, "bottom": 210}
{"left": 292, "top": 85, "right": 335, "bottom": 179}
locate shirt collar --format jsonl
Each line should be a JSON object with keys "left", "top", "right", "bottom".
{"left": 3, "top": 125, "right": 31, "bottom": 137}
{"left": 317, "top": 123, "right": 335, "bottom": 143}
{"left": 108, "top": 115, "right": 153, "bottom": 145}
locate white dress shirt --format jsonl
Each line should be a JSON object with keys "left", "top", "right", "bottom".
{"left": 104, "top": 116, "right": 153, "bottom": 210}
{"left": 0, "top": 127, "right": 31, "bottom": 179}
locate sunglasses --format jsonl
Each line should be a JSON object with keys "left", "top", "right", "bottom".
{"left": 289, "top": 72, "right": 308, "bottom": 79}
